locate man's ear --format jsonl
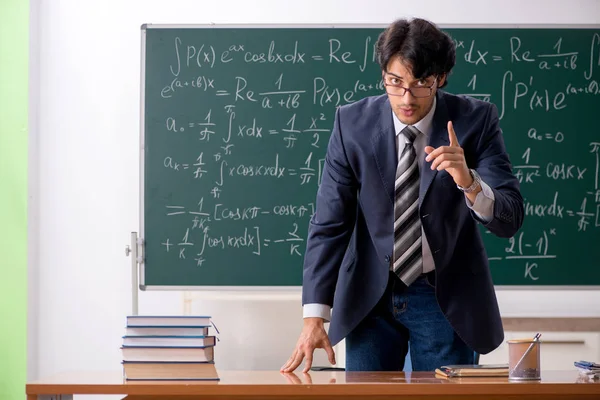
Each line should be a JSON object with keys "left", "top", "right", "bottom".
{"left": 438, "top": 74, "right": 447, "bottom": 87}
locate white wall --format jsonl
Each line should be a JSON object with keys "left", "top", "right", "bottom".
{"left": 29, "top": 0, "right": 600, "bottom": 395}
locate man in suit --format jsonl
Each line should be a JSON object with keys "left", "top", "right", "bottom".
{"left": 281, "top": 17, "right": 524, "bottom": 373}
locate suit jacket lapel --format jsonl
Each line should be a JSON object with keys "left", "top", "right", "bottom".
{"left": 370, "top": 97, "right": 396, "bottom": 205}
{"left": 419, "top": 91, "right": 450, "bottom": 208}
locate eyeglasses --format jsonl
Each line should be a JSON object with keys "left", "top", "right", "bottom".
{"left": 383, "top": 73, "right": 437, "bottom": 98}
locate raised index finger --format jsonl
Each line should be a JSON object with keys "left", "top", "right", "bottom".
{"left": 447, "top": 121, "right": 459, "bottom": 147}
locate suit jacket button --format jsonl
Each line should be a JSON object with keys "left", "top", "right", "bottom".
{"left": 385, "top": 255, "right": 390, "bottom": 262}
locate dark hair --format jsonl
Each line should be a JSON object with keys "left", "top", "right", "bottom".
{"left": 376, "top": 18, "right": 456, "bottom": 88}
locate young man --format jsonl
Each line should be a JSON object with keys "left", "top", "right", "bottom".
{"left": 281, "top": 18, "right": 524, "bottom": 373}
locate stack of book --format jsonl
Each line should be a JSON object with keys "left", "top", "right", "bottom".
{"left": 121, "top": 315, "right": 219, "bottom": 381}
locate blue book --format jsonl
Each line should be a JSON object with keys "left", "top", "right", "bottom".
{"left": 122, "top": 335, "right": 216, "bottom": 347}
{"left": 121, "top": 345, "right": 214, "bottom": 362}
{"left": 126, "top": 315, "right": 211, "bottom": 327}
{"left": 125, "top": 325, "right": 210, "bottom": 336}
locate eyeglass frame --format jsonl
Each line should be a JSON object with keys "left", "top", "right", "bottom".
{"left": 382, "top": 72, "right": 439, "bottom": 98}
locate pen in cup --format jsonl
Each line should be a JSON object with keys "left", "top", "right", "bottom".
{"left": 508, "top": 332, "right": 542, "bottom": 380}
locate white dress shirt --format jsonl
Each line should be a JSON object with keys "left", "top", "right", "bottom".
{"left": 303, "top": 97, "right": 496, "bottom": 321}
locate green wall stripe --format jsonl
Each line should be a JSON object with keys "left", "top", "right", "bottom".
{"left": 0, "top": 0, "right": 29, "bottom": 399}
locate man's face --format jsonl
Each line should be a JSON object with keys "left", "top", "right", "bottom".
{"left": 383, "top": 56, "right": 445, "bottom": 125}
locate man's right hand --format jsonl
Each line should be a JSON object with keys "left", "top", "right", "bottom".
{"left": 280, "top": 317, "right": 336, "bottom": 373}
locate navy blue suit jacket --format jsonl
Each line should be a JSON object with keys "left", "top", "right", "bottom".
{"left": 301, "top": 90, "right": 524, "bottom": 355}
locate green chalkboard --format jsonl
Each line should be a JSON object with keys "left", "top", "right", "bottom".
{"left": 140, "top": 24, "right": 600, "bottom": 288}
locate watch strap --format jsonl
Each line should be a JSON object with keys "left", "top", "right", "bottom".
{"left": 457, "top": 169, "right": 480, "bottom": 193}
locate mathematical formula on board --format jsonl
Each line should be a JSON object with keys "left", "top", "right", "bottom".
{"left": 162, "top": 34, "right": 600, "bottom": 110}
{"left": 143, "top": 28, "right": 600, "bottom": 285}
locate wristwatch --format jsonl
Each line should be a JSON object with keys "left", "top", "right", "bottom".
{"left": 456, "top": 169, "right": 481, "bottom": 193}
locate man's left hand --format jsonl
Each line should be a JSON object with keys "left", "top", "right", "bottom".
{"left": 424, "top": 121, "right": 473, "bottom": 188}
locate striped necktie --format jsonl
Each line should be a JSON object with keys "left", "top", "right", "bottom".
{"left": 392, "top": 125, "right": 423, "bottom": 286}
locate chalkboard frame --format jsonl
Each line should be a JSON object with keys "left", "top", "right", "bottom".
{"left": 137, "top": 23, "right": 600, "bottom": 291}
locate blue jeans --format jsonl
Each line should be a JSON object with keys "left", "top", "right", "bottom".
{"left": 345, "top": 271, "right": 475, "bottom": 371}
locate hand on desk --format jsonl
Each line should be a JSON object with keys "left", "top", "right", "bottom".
{"left": 280, "top": 317, "right": 336, "bottom": 373}
{"left": 281, "top": 371, "right": 313, "bottom": 385}
{"left": 280, "top": 371, "right": 337, "bottom": 385}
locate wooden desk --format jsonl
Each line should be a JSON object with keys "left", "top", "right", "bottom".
{"left": 26, "top": 370, "right": 600, "bottom": 400}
